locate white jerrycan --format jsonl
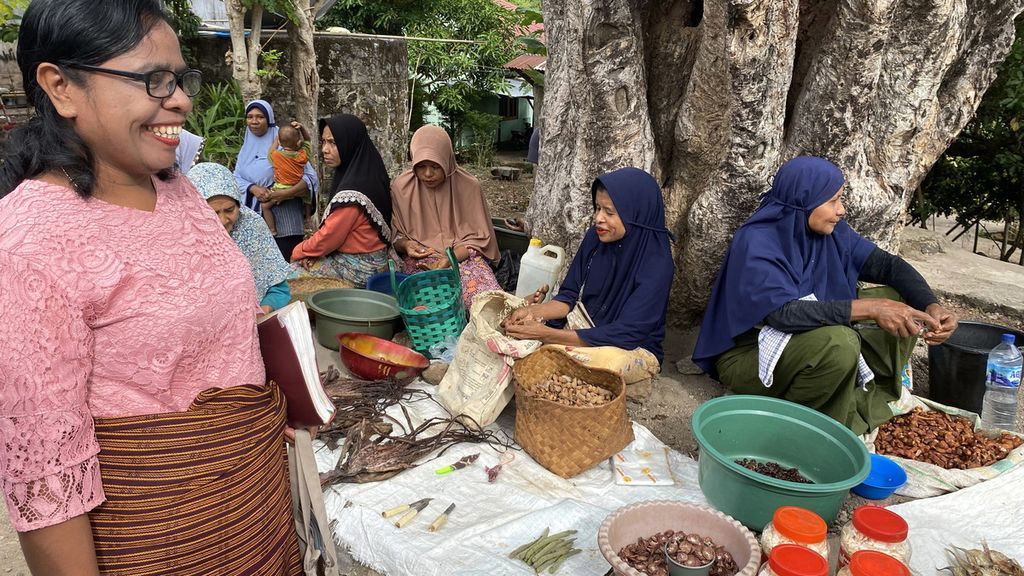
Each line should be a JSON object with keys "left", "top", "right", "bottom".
{"left": 514, "top": 238, "right": 566, "bottom": 302}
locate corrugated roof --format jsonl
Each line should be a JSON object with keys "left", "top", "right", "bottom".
{"left": 504, "top": 54, "right": 546, "bottom": 71}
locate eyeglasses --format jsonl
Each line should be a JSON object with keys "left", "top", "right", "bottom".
{"left": 64, "top": 64, "right": 202, "bottom": 98}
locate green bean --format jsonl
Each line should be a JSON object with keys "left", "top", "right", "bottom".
{"left": 520, "top": 531, "right": 576, "bottom": 563}
{"left": 531, "top": 540, "right": 572, "bottom": 568}
{"left": 522, "top": 537, "right": 561, "bottom": 563}
{"left": 508, "top": 527, "right": 548, "bottom": 558}
{"left": 547, "top": 548, "right": 581, "bottom": 573}
{"left": 510, "top": 528, "right": 578, "bottom": 572}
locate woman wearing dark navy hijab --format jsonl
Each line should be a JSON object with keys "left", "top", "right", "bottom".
{"left": 505, "top": 167, "right": 674, "bottom": 383}
{"left": 692, "top": 156, "right": 958, "bottom": 434}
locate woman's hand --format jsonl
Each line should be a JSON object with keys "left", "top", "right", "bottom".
{"left": 865, "top": 298, "right": 941, "bottom": 338}
{"left": 503, "top": 317, "right": 550, "bottom": 341}
{"left": 284, "top": 425, "right": 320, "bottom": 444}
{"left": 417, "top": 257, "right": 449, "bottom": 271}
{"left": 396, "top": 238, "right": 434, "bottom": 259}
{"left": 526, "top": 284, "right": 549, "bottom": 305}
{"left": 922, "top": 303, "right": 959, "bottom": 345}
{"left": 407, "top": 242, "right": 435, "bottom": 259}
{"left": 251, "top": 185, "right": 273, "bottom": 203}
{"left": 260, "top": 304, "right": 273, "bottom": 314}
{"left": 290, "top": 120, "right": 310, "bottom": 140}
{"left": 503, "top": 305, "right": 538, "bottom": 327}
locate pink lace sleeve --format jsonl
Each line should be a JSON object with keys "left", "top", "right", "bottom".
{"left": 0, "top": 251, "right": 104, "bottom": 531}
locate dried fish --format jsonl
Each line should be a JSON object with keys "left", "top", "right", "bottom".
{"left": 942, "top": 543, "right": 1024, "bottom": 576}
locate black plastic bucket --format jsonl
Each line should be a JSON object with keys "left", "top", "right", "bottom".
{"left": 927, "top": 321, "right": 1024, "bottom": 415}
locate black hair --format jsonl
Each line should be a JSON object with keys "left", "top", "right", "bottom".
{"left": 277, "top": 125, "right": 301, "bottom": 148}
{"left": 0, "top": 0, "right": 172, "bottom": 199}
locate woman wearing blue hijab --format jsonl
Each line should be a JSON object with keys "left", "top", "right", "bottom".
{"left": 234, "top": 100, "right": 319, "bottom": 260}
{"left": 692, "top": 156, "right": 958, "bottom": 433}
{"left": 505, "top": 167, "right": 674, "bottom": 381}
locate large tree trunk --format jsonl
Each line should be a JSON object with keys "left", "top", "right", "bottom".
{"left": 530, "top": 0, "right": 1024, "bottom": 325}
{"left": 287, "top": 1, "right": 321, "bottom": 155}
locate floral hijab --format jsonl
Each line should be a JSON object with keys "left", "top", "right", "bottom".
{"left": 188, "top": 162, "right": 293, "bottom": 300}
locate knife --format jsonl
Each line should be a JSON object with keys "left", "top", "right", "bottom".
{"left": 381, "top": 497, "right": 432, "bottom": 519}
{"left": 427, "top": 503, "right": 456, "bottom": 532}
{"left": 394, "top": 498, "right": 432, "bottom": 528}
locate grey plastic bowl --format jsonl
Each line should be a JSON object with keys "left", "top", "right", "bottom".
{"left": 307, "top": 288, "right": 401, "bottom": 350}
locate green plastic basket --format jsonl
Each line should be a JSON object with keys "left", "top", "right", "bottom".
{"left": 389, "top": 247, "right": 466, "bottom": 357}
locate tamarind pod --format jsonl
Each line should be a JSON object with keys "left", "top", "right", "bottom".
{"left": 547, "top": 548, "right": 581, "bottom": 574}
{"left": 509, "top": 528, "right": 549, "bottom": 558}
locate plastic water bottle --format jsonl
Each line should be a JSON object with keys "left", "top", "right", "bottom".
{"left": 514, "top": 238, "right": 566, "bottom": 302}
{"left": 980, "top": 333, "right": 1023, "bottom": 430}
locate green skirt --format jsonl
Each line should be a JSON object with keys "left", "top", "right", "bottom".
{"left": 715, "top": 287, "right": 916, "bottom": 434}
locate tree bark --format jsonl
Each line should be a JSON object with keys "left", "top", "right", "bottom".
{"left": 531, "top": 0, "right": 1024, "bottom": 325}
{"left": 287, "top": 0, "right": 321, "bottom": 157}
{"left": 226, "top": 0, "right": 267, "bottom": 103}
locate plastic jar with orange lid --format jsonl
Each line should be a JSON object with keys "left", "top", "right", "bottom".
{"left": 757, "top": 544, "right": 828, "bottom": 576}
{"left": 760, "top": 506, "right": 830, "bottom": 559}
{"left": 837, "top": 550, "right": 912, "bottom": 576}
{"left": 839, "top": 506, "right": 912, "bottom": 566}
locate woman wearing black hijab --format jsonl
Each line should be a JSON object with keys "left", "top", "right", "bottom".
{"left": 290, "top": 114, "right": 393, "bottom": 286}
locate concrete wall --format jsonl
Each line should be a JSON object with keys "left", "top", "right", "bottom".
{"left": 192, "top": 32, "right": 408, "bottom": 175}
{"left": 0, "top": 34, "right": 408, "bottom": 174}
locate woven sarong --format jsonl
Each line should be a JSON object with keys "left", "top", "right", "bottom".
{"left": 91, "top": 384, "right": 302, "bottom": 576}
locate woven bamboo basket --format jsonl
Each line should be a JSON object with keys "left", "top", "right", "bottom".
{"left": 287, "top": 276, "right": 355, "bottom": 304}
{"left": 513, "top": 347, "right": 633, "bottom": 478}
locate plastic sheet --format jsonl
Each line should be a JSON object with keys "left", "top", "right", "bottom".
{"left": 315, "top": 381, "right": 707, "bottom": 575}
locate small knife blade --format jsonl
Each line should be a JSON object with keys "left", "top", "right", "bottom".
{"left": 382, "top": 497, "right": 432, "bottom": 519}
{"left": 394, "top": 498, "right": 432, "bottom": 528}
{"left": 427, "top": 503, "right": 456, "bottom": 533}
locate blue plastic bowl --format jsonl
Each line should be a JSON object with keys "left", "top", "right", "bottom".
{"left": 366, "top": 271, "right": 410, "bottom": 296}
{"left": 851, "top": 454, "right": 907, "bottom": 499}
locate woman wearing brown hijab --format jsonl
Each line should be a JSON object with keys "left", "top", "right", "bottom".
{"left": 391, "top": 124, "right": 502, "bottom": 309}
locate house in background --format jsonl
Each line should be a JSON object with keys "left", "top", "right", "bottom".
{"left": 422, "top": 0, "right": 544, "bottom": 154}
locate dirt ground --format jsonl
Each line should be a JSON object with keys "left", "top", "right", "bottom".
{"left": 1, "top": 154, "right": 1021, "bottom": 573}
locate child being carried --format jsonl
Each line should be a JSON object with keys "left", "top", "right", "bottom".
{"left": 264, "top": 123, "right": 313, "bottom": 235}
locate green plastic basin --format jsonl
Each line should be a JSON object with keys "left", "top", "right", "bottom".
{"left": 691, "top": 395, "right": 870, "bottom": 531}
{"left": 307, "top": 289, "right": 401, "bottom": 350}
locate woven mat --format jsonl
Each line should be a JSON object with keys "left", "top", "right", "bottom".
{"left": 288, "top": 276, "right": 356, "bottom": 303}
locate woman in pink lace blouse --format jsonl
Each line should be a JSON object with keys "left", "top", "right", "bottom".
{"left": 0, "top": 1, "right": 302, "bottom": 575}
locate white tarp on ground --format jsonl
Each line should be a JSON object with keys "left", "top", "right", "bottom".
{"left": 889, "top": 461, "right": 1024, "bottom": 573}
{"left": 314, "top": 379, "right": 1024, "bottom": 575}
{"left": 314, "top": 381, "right": 709, "bottom": 575}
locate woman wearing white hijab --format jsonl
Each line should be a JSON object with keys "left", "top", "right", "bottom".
{"left": 234, "top": 99, "right": 318, "bottom": 259}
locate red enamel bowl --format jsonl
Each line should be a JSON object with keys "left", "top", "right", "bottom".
{"left": 337, "top": 332, "right": 429, "bottom": 382}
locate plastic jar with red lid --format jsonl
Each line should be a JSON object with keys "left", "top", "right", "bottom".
{"left": 757, "top": 543, "right": 828, "bottom": 576}
{"left": 839, "top": 506, "right": 911, "bottom": 566}
{"left": 837, "top": 550, "right": 912, "bottom": 576}
{"left": 760, "top": 506, "right": 830, "bottom": 559}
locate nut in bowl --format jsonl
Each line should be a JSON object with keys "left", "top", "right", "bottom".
{"left": 598, "top": 500, "right": 762, "bottom": 576}
{"left": 851, "top": 453, "right": 907, "bottom": 500}
{"left": 337, "top": 332, "right": 429, "bottom": 383}
{"left": 664, "top": 538, "right": 716, "bottom": 576}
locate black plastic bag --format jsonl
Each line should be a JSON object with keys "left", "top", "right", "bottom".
{"left": 490, "top": 249, "right": 521, "bottom": 293}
